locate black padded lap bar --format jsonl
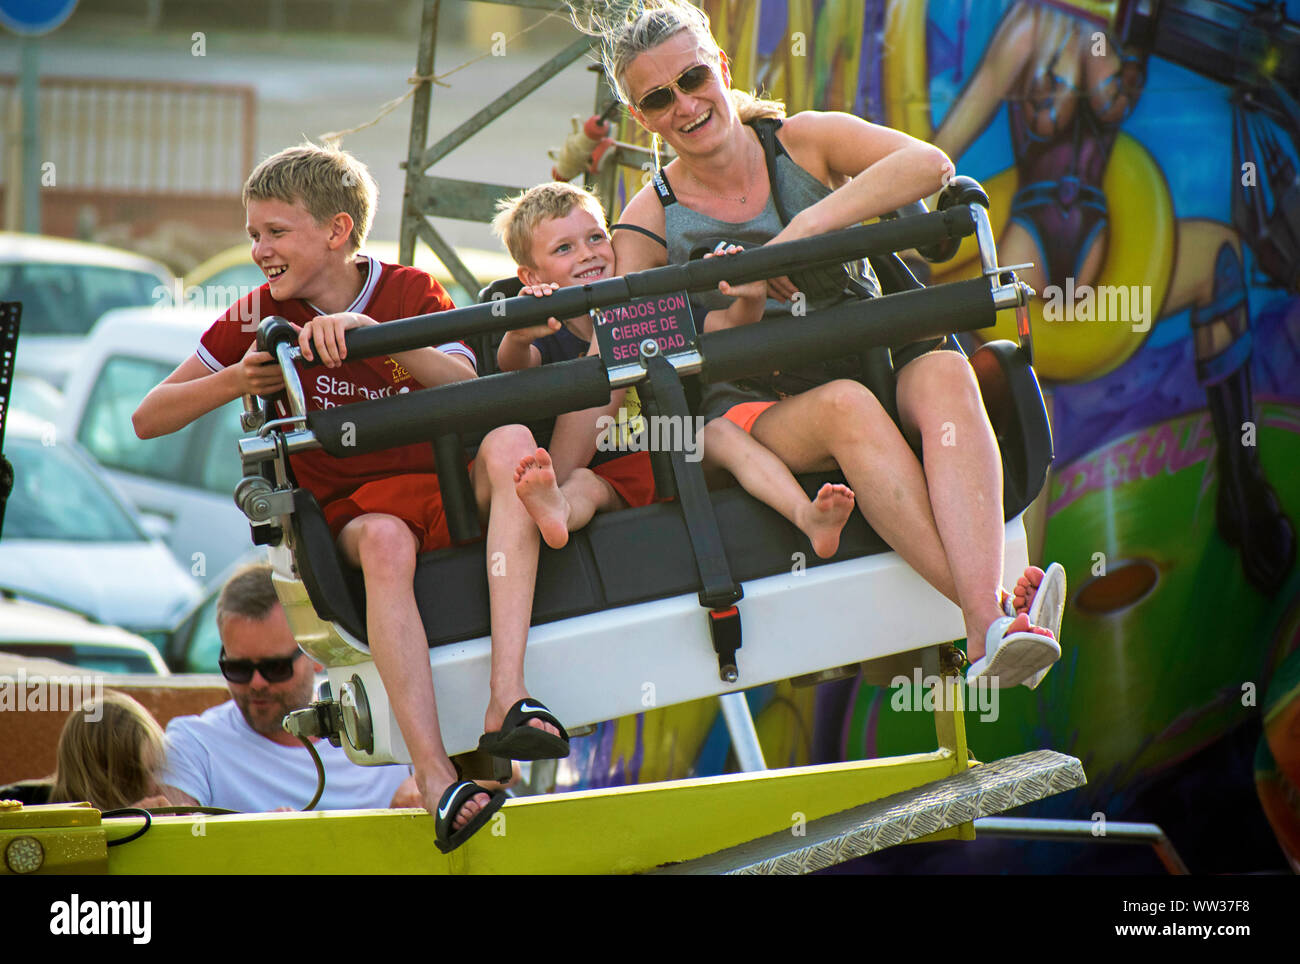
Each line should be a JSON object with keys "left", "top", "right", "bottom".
{"left": 307, "top": 355, "right": 610, "bottom": 457}
{"left": 326, "top": 209, "right": 978, "bottom": 363}
{"left": 700, "top": 277, "right": 995, "bottom": 384}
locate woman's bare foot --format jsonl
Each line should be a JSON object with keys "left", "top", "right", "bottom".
{"left": 1007, "top": 565, "right": 1046, "bottom": 617}
{"left": 797, "top": 483, "right": 856, "bottom": 558}
{"left": 514, "top": 448, "right": 571, "bottom": 549}
{"left": 966, "top": 611, "right": 1055, "bottom": 662}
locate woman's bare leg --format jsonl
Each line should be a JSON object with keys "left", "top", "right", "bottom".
{"left": 747, "top": 379, "right": 960, "bottom": 602}
{"left": 894, "top": 351, "right": 1046, "bottom": 659}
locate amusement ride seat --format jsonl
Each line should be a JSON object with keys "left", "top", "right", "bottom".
{"left": 234, "top": 177, "right": 1051, "bottom": 765}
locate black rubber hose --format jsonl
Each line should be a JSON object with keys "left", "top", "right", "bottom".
{"left": 298, "top": 735, "right": 325, "bottom": 812}
{"left": 102, "top": 807, "right": 152, "bottom": 846}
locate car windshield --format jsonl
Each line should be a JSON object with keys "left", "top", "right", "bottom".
{"left": 76, "top": 354, "right": 243, "bottom": 494}
{"left": 0, "top": 642, "right": 158, "bottom": 674}
{"left": 0, "top": 263, "right": 163, "bottom": 336}
{"left": 2, "top": 438, "right": 146, "bottom": 542}
{"left": 184, "top": 590, "right": 223, "bottom": 673}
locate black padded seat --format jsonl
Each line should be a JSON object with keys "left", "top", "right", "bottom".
{"left": 290, "top": 339, "right": 1049, "bottom": 650}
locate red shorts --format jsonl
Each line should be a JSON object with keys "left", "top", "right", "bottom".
{"left": 592, "top": 451, "right": 658, "bottom": 508}
{"left": 323, "top": 470, "right": 462, "bottom": 554}
{"left": 722, "top": 401, "right": 778, "bottom": 434}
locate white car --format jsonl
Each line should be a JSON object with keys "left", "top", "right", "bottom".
{"left": 0, "top": 411, "right": 202, "bottom": 645}
{"left": 55, "top": 306, "right": 254, "bottom": 581}
{"left": 2, "top": 233, "right": 174, "bottom": 390}
{"left": 0, "top": 597, "right": 170, "bottom": 676}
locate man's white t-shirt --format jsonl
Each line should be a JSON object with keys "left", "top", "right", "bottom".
{"left": 160, "top": 700, "right": 408, "bottom": 812}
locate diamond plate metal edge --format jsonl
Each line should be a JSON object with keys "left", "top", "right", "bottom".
{"left": 653, "top": 750, "right": 1087, "bottom": 875}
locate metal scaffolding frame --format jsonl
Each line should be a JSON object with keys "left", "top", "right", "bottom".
{"left": 398, "top": 0, "right": 630, "bottom": 318}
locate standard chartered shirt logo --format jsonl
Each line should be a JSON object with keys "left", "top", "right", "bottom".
{"left": 312, "top": 373, "right": 408, "bottom": 409}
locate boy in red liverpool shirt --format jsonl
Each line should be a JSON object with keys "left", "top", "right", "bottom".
{"left": 133, "top": 144, "right": 567, "bottom": 853}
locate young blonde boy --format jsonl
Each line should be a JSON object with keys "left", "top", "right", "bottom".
{"left": 133, "top": 144, "right": 567, "bottom": 854}
{"left": 492, "top": 181, "right": 856, "bottom": 558}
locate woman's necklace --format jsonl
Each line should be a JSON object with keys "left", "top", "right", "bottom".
{"left": 686, "top": 135, "right": 758, "bottom": 205}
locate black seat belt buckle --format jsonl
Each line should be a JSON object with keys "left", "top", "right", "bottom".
{"left": 708, "top": 606, "right": 742, "bottom": 684}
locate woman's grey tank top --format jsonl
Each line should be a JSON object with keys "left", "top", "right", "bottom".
{"left": 657, "top": 125, "right": 879, "bottom": 316}
{"left": 654, "top": 122, "right": 879, "bottom": 419}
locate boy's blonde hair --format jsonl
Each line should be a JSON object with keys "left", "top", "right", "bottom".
{"left": 243, "top": 143, "right": 376, "bottom": 252}
{"left": 51, "top": 691, "right": 165, "bottom": 811}
{"left": 492, "top": 181, "right": 608, "bottom": 268}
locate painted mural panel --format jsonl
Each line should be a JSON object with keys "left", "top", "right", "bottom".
{"left": 563, "top": 0, "right": 1299, "bottom": 873}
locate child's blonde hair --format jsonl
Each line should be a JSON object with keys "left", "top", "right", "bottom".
{"left": 51, "top": 691, "right": 165, "bottom": 811}
{"left": 492, "top": 181, "right": 608, "bottom": 268}
{"left": 243, "top": 143, "right": 376, "bottom": 252}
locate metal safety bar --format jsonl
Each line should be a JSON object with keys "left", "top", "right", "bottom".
{"left": 972, "top": 817, "right": 1191, "bottom": 874}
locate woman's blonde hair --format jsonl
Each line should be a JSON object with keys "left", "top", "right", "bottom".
{"left": 571, "top": 0, "right": 785, "bottom": 126}
{"left": 51, "top": 691, "right": 165, "bottom": 811}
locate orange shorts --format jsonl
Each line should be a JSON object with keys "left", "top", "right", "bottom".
{"left": 721, "top": 400, "right": 778, "bottom": 434}
{"left": 323, "top": 469, "right": 464, "bottom": 554}
{"left": 591, "top": 451, "right": 658, "bottom": 508}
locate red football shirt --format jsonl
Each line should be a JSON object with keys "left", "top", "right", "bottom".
{"left": 197, "top": 257, "right": 476, "bottom": 506}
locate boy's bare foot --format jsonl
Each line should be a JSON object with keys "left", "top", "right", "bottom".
{"left": 483, "top": 691, "right": 564, "bottom": 744}
{"left": 418, "top": 764, "right": 489, "bottom": 833}
{"left": 799, "top": 483, "right": 856, "bottom": 558}
{"left": 514, "top": 448, "right": 571, "bottom": 549}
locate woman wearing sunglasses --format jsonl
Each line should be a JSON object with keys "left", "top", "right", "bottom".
{"left": 571, "top": 0, "right": 1066, "bottom": 687}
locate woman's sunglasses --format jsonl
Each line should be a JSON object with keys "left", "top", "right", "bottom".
{"left": 218, "top": 649, "right": 303, "bottom": 684}
{"left": 634, "top": 63, "right": 715, "bottom": 115}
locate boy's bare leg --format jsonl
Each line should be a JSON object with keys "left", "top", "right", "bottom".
{"left": 515, "top": 448, "right": 625, "bottom": 548}
{"left": 472, "top": 426, "right": 562, "bottom": 741}
{"left": 560, "top": 468, "right": 626, "bottom": 530}
{"left": 338, "top": 513, "right": 487, "bottom": 830}
{"left": 703, "top": 419, "right": 855, "bottom": 558}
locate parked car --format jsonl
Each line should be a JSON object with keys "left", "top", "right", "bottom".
{"left": 160, "top": 549, "right": 267, "bottom": 673}
{"left": 0, "top": 596, "right": 170, "bottom": 676}
{"left": 183, "top": 240, "right": 518, "bottom": 312}
{"left": 1, "top": 233, "right": 174, "bottom": 390}
{"left": 54, "top": 306, "right": 254, "bottom": 580}
{"left": 0, "top": 411, "right": 202, "bottom": 645}
{"left": 9, "top": 373, "right": 64, "bottom": 423}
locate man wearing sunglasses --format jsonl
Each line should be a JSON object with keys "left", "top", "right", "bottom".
{"left": 151, "top": 564, "right": 413, "bottom": 812}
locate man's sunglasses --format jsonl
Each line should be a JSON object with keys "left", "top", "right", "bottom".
{"left": 634, "top": 63, "right": 715, "bottom": 115}
{"left": 218, "top": 649, "right": 304, "bottom": 684}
